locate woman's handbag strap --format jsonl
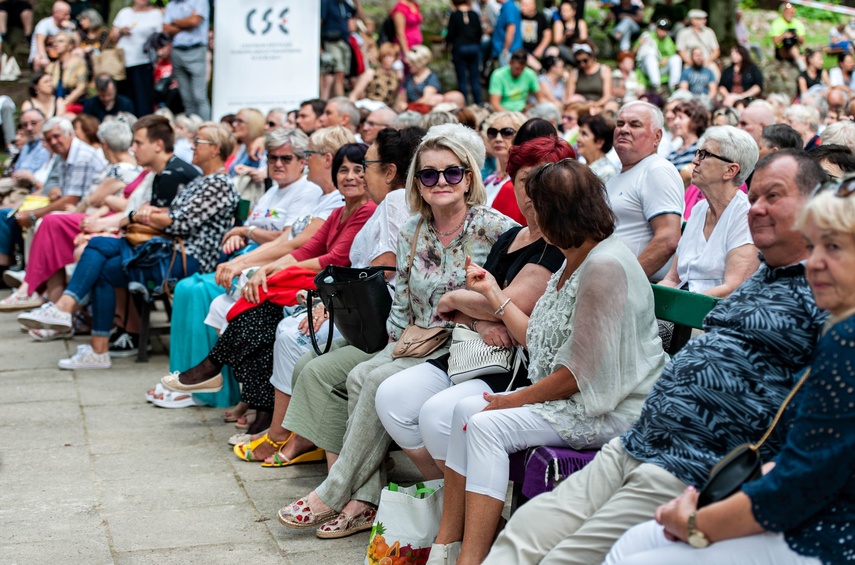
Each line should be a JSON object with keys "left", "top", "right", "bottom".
{"left": 751, "top": 368, "right": 811, "bottom": 451}
{"left": 306, "top": 289, "right": 334, "bottom": 356}
{"left": 405, "top": 218, "right": 423, "bottom": 326}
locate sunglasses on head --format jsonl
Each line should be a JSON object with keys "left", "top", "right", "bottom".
{"left": 268, "top": 154, "right": 298, "bottom": 164}
{"left": 487, "top": 127, "right": 516, "bottom": 140}
{"left": 813, "top": 172, "right": 855, "bottom": 198}
{"left": 416, "top": 166, "right": 469, "bottom": 187}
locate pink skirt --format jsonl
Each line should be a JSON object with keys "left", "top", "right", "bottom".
{"left": 24, "top": 213, "right": 86, "bottom": 293}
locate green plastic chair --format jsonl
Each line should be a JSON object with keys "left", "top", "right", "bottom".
{"left": 651, "top": 284, "right": 722, "bottom": 355}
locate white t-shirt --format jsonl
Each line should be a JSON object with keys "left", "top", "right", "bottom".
{"left": 288, "top": 189, "right": 343, "bottom": 240}
{"left": 605, "top": 153, "right": 684, "bottom": 282}
{"left": 247, "top": 175, "right": 322, "bottom": 232}
{"left": 828, "top": 67, "right": 855, "bottom": 90}
{"left": 676, "top": 191, "right": 753, "bottom": 293}
{"left": 112, "top": 8, "right": 165, "bottom": 68}
{"left": 30, "top": 17, "right": 62, "bottom": 62}
{"left": 349, "top": 188, "right": 413, "bottom": 271}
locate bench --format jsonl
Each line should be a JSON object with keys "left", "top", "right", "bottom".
{"left": 507, "top": 284, "right": 721, "bottom": 512}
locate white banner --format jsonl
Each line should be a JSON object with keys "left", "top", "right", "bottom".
{"left": 212, "top": 0, "right": 320, "bottom": 120}
{"left": 788, "top": 0, "right": 855, "bottom": 17}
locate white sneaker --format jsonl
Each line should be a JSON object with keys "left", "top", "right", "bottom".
{"left": 28, "top": 328, "right": 73, "bottom": 341}
{"left": 17, "top": 302, "right": 72, "bottom": 330}
{"left": 0, "top": 291, "right": 44, "bottom": 312}
{"left": 2, "top": 269, "right": 25, "bottom": 288}
{"left": 58, "top": 344, "right": 112, "bottom": 370}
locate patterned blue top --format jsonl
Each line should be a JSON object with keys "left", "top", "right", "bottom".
{"left": 742, "top": 314, "right": 855, "bottom": 565}
{"left": 622, "top": 261, "right": 828, "bottom": 487}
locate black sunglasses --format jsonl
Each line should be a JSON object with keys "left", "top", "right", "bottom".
{"left": 268, "top": 154, "right": 298, "bottom": 164}
{"left": 416, "top": 166, "right": 469, "bottom": 187}
{"left": 266, "top": 121, "right": 279, "bottom": 128}
{"left": 576, "top": 57, "right": 591, "bottom": 64}
{"left": 812, "top": 172, "right": 855, "bottom": 198}
{"left": 487, "top": 127, "right": 517, "bottom": 140}
{"left": 695, "top": 148, "right": 734, "bottom": 164}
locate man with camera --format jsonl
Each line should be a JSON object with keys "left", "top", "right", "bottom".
{"left": 770, "top": 1, "right": 806, "bottom": 71}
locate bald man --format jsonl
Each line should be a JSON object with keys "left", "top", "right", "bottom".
{"left": 737, "top": 102, "right": 776, "bottom": 146}
{"left": 30, "top": 1, "right": 71, "bottom": 71}
{"left": 360, "top": 107, "right": 397, "bottom": 145}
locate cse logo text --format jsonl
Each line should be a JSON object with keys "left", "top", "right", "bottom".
{"left": 246, "top": 7, "right": 289, "bottom": 36}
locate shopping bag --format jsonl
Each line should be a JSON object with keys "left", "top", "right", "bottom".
{"left": 365, "top": 480, "right": 444, "bottom": 565}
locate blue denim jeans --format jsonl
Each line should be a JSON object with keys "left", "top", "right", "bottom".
{"left": 64, "top": 236, "right": 199, "bottom": 337}
{"left": 453, "top": 43, "right": 482, "bottom": 105}
{"left": 0, "top": 207, "right": 23, "bottom": 259}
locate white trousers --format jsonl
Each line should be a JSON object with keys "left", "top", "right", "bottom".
{"left": 604, "top": 520, "right": 821, "bottom": 565}
{"left": 445, "top": 395, "right": 566, "bottom": 501}
{"left": 204, "top": 293, "right": 237, "bottom": 332}
{"left": 269, "top": 311, "right": 339, "bottom": 395}
{"left": 640, "top": 54, "right": 682, "bottom": 88}
{"left": 375, "top": 362, "right": 491, "bottom": 457}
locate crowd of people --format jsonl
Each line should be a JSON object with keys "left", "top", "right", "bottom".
{"left": 0, "top": 1, "right": 853, "bottom": 565}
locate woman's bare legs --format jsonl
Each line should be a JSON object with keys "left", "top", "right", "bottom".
{"left": 403, "top": 446, "right": 444, "bottom": 480}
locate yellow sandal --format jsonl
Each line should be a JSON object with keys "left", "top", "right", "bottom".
{"left": 233, "top": 432, "right": 292, "bottom": 462}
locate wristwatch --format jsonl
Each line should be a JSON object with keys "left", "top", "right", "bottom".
{"left": 687, "top": 511, "right": 711, "bottom": 548}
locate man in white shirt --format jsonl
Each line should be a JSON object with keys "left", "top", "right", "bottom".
{"left": 29, "top": 0, "right": 71, "bottom": 71}
{"left": 606, "top": 101, "right": 683, "bottom": 282}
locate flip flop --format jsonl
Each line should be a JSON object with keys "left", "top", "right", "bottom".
{"left": 262, "top": 446, "right": 325, "bottom": 468}
{"left": 145, "top": 383, "right": 168, "bottom": 403}
{"left": 233, "top": 432, "right": 291, "bottom": 462}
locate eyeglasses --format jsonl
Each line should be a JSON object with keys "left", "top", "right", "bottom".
{"left": 694, "top": 148, "right": 734, "bottom": 163}
{"left": 364, "top": 120, "right": 391, "bottom": 129}
{"left": 20, "top": 121, "right": 41, "bottom": 127}
{"left": 487, "top": 127, "right": 517, "bottom": 140}
{"left": 576, "top": 57, "right": 591, "bottom": 64}
{"left": 268, "top": 154, "right": 298, "bottom": 164}
{"left": 303, "top": 149, "right": 325, "bottom": 157}
{"left": 192, "top": 138, "right": 217, "bottom": 147}
{"left": 416, "top": 166, "right": 469, "bottom": 187}
{"left": 362, "top": 159, "right": 383, "bottom": 168}
{"left": 813, "top": 173, "right": 855, "bottom": 198}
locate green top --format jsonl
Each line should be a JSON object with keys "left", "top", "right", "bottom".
{"left": 769, "top": 16, "right": 806, "bottom": 48}
{"left": 488, "top": 66, "right": 540, "bottom": 111}
{"left": 653, "top": 34, "right": 677, "bottom": 58}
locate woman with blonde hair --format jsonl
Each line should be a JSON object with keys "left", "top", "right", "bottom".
{"left": 400, "top": 44, "right": 443, "bottom": 109}
{"left": 229, "top": 107, "right": 267, "bottom": 177}
{"left": 482, "top": 110, "right": 527, "bottom": 222}
{"left": 46, "top": 30, "right": 88, "bottom": 109}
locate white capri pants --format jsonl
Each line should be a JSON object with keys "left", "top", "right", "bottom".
{"left": 376, "top": 362, "right": 492, "bottom": 459}
{"left": 269, "top": 310, "right": 340, "bottom": 395}
{"left": 445, "top": 395, "right": 566, "bottom": 501}
{"left": 640, "top": 54, "right": 682, "bottom": 88}
{"left": 604, "top": 519, "right": 820, "bottom": 565}
{"left": 204, "top": 293, "right": 237, "bottom": 332}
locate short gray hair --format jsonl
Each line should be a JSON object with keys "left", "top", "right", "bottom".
{"left": 328, "top": 96, "right": 360, "bottom": 129}
{"left": 174, "top": 113, "right": 203, "bottom": 133}
{"left": 265, "top": 127, "right": 309, "bottom": 155}
{"left": 619, "top": 101, "right": 665, "bottom": 132}
{"left": 392, "top": 110, "right": 422, "bottom": 129}
{"left": 821, "top": 120, "right": 855, "bottom": 150}
{"left": 267, "top": 107, "right": 288, "bottom": 126}
{"left": 419, "top": 111, "right": 459, "bottom": 130}
{"left": 697, "top": 126, "right": 759, "bottom": 186}
{"left": 526, "top": 102, "right": 561, "bottom": 125}
{"left": 97, "top": 119, "right": 133, "bottom": 152}
{"left": 783, "top": 104, "right": 820, "bottom": 133}
{"left": 78, "top": 8, "right": 104, "bottom": 28}
{"left": 42, "top": 116, "right": 73, "bottom": 136}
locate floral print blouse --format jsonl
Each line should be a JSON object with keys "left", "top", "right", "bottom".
{"left": 386, "top": 205, "right": 516, "bottom": 341}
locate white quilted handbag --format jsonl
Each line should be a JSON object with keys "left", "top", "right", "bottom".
{"left": 447, "top": 325, "right": 526, "bottom": 389}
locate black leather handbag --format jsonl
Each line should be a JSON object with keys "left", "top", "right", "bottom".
{"left": 698, "top": 368, "right": 811, "bottom": 507}
{"left": 306, "top": 265, "right": 395, "bottom": 355}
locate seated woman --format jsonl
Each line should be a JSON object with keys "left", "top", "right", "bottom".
{"left": 551, "top": 0, "right": 589, "bottom": 65}
{"left": 666, "top": 100, "right": 709, "bottom": 182}
{"left": 20, "top": 71, "right": 65, "bottom": 118}
{"left": 659, "top": 126, "right": 760, "bottom": 298}
{"left": 797, "top": 49, "right": 830, "bottom": 98}
{"left": 229, "top": 107, "right": 266, "bottom": 180}
{"left": 399, "top": 45, "right": 443, "bottom": 110}
{"left": 577, "top": 113, "right": 618, "bottom": 183}
{"left": 232, "top": 126, "right": 424, "bottom": 463}
{"left": 828, "top": 51, "right": 855, "bottom": 94}
{"left": 0, "top": 119, "right": 142, "bottom": 313}
{"left": 718, "top": 46, "right": 764, "bottom": 108}
{"left": 276, "top": 124, "right": 515, "bottom": 538}
{"left": 564, "top": 43, "right": 612, "bottom": 109}
{"left": 538, "top": 55, "right": 569, "bottom": 106}
{"left": 151, "top": 126, "right": 355, "bottom": 411}
{"left": 158, "top": 143, "right": 377, "bottom": 431}
{"left": 604, "top": 185, "right": 855, "bottom": 565}
{"left": 424, "top": 158, "right": 668, "bottom": 565}
{"left": 46, "top": 31, "right": 88, "bottom": 110}
{"left": 612, "top": 51, "right": 645, "bottom": 104}
{"left": 348, "top": 41, "right": 402, "bottom": 108}
{"left": 481, "top": 111, "right": 527, "bottom": 223}
{"left": 375, "top": 135, "right": 570, "bottom": 482}
{"left": 18, "top": 122, "right": 239, "bottom": 370}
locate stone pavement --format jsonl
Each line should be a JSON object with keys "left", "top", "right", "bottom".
{"left": 0, "top": 290, "right": 421, "bottom": 564}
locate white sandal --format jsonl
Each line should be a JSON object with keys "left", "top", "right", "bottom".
{"left": 151, "top": 389, "right": 198, "bottom": 409}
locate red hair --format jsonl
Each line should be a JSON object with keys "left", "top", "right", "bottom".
{"left": 507, "top": 136, "right": 577, "bottom": 181}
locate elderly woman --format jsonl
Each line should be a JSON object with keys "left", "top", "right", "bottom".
{"left": 482, "top": 111, "right": 527, "bottom": 221}
{"left": 426, "top": 158, "right": 668, "bottom": 565}
{"left": 400, "top": 45, "right": 443, "bottom": 109}
{"left": 0, "top": 119, "right": 142, "bottom": 312}
{"left": 667, "top": 100, "right": 709, "bottom": 178}
{"left": 577, "top": 113, "right": 618, "bottom": 183}
{"left": 375, "top": 135, "right": 570, "bottom": 482}
{"left": 110, "top": 0, "right": 163, "bottom": 116}
{"left": 659, "top": 126, "right": 760, "bottom": 298}
{"left": 783, "top": 104, "right": 821, "bottom": 151}
{"left": 235, "top": 126, "right": 425, "bottom": 464}
{"left": 276, "top": 124, "right": 514, "bottom": 538}
{"left": 159, "top": 143, "right": 376, "bottom": 428}
{"left": 229, "top": 108, "right": 267, "bottom": 178}
{"left": 46, "top": 30, "right": 88, "bottom": 108}
{"left": 150, "top": 128, "right": 328, "bottom": 409}
{"left": 604, "top": 182, "right": 855, "bottom": 565}
{"left": 19, "top": 122, "right": 239, "bottom": 370}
